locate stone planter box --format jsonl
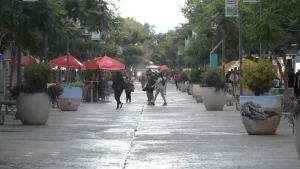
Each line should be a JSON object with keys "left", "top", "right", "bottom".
{"left": 17, "top": 93, "right": 51, "bottom": 125}
{"left": 269, "top": 88, "right": 294, "bottom": 112}
{"left": 192, "top": 84, "right": 203, "bottom": 103}
{"left": 57, "top": 87, "right": 82, "bottom": 111}
{"left": 240, "top": 95, "right": 283, "bottom": 135}
{"left": 187, "top": 83, "right": 193, "bottom": 95}
{"left": 178, "top": 83, "right": 187, "bottom": 92}
{"left": 202, "top": 87, "right": 226, "bottom": 111}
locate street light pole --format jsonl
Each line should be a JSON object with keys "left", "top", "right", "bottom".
{"left": 43, "top": 0, "right": 49, "bottom": 63}
{"left": 238, "top": 1, "right": 243, "bottom": 96}
{"left": 66, "top": 38, "right": 70, "bottom": 82}
{"left": 222, "top": 29, "right": 226, "bottom": 81}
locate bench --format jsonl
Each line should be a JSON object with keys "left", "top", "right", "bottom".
{"left": 0, "top": 100, "right": 17, "bottom": 125}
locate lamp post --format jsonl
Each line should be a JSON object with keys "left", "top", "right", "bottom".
{"left": 17, "top": 0, "right": 38, "bottom": 96}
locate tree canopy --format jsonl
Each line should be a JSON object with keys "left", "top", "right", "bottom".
{"left": 0, "top": 0, "right": 154, "bottom": 70}
{"left": 147, "top": 0, "right": 300, "bottom": 70}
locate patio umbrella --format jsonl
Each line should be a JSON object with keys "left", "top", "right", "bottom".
{"left": 13, "top": 56, "right": 38, "bottom": 67}
{"left": 50, "top": 54, "right": 86, "bottom": 70}
{"left": 84, "top": 56, "right": 125, "bottom": 70}
{"left": 146, "top": 65, "right": 160, "bottom": 69}
{"left": 159, "top": 65, "right": 169, "bottom": 71}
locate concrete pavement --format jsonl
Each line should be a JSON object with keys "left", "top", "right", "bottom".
{"left": 0, "top": 82, "right": 299, "bottom": 169}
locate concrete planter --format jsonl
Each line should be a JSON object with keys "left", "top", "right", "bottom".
{"left": 269, "top": 88, "right": 294, "bottom": 112}
{"left": 17, "top": 93, "right": 51, "bottom": 125}
{"left": 187, "top": 83, "right": 193, "bottom": 95}
{"left": 57, "top": 87, "right": 82, "bottom": 111}
{"left": 178, "top": 83, "right": 187, "bottom": 92}
{"left": 235, "top": 86, "right": 254, "bottom": 96}
{"left": 192, "top": 84, "right": 203, "bottom": 103}
{"left": 202, "top": 87, "right": 226, "bottom": 111}
{"left": 240, "top": 95, "right": 282, "bottom": 135}
{"left": 295, "top": 115, "right": 300, "bottom": 159}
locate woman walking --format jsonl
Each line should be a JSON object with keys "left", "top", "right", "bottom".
{"left": 125, "top": 77, "right": 134, "bottom": 102}
{"left": 153, "top": 73, "right": 167, "bottom": 106}
{"left": 112, "top": 72, "right": 125, "bottom": 109}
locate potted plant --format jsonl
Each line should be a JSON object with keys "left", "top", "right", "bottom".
{"left": 57, "top": 81, "right": 84, "bottom": 111}
{"left": 241, "top": 58, "right": 282, "bottom": 135}
{"left": 189, "top": 68, "right": 205, "bottom": 103}
{"left": 17, "top": 63, "right": 52, "bottom": 125}
{"left": 201, "top": 67, "right": 228, "bottom": 110}
{"left": 178, "top": 70, "right": 189, "bottom": 92}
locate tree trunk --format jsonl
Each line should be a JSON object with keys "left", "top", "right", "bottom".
{"left": 9, "top": 44, "right": 16, "bottom": 89}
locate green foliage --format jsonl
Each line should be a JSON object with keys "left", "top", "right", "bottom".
{"left": 22, "top": 63, "right": 52, "bottom": 93}
{"left": 201, "top": 67, "right": 227, "bottom": 92}
{"left": 189, "top": 68, "right": 205, "bottom": 84}
{"left": 179, "top": 70, "right": 190, "bottom": 82}
{"left": 61, "top": 81, "right": 85, "bottom": 88}
{"left": 243, "top": 58, "right": 276, "bottom": 96}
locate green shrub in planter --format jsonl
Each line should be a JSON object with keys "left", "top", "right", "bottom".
{"left": 189, "top": 68, "right": 205, "bottom": 84}
{"left": 243, "top": 58, "right": 276, "bottom": 96}
{"left": 61, "top": 81, "right": 85, "bottom": 88}
{"left": 179, "top": 70, "right": 190, "bottom": 82}
{"left": 21, "top": 63, "right": 52, "bottom": 93}
{"left": 201, "top": 67, "right": 227, "bottom": 92}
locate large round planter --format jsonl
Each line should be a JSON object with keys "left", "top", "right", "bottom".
{"left": 240, "top": 95, "right": 282, "bottom": 135}
{"left": 178, "top": 83, "right": 187, "bottom": 92}
{"left": 17, "top": 93, "right": 51, "bottom": 125}
{"left": 295, "top": 115, "right": 300, "bottom": 159}
{"left": 192, "top": 84, "right": 203, "bottom": 103}
{"left": 187, "top": 83, "right": 193, "bottom": 95}
{"left": 57, "top": 87, "right": 82, "bottom": 111}
{"left": 202, "top": 87, "right": 226, "bottom": 111}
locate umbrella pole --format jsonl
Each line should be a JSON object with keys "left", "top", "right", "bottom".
{"left": 66, "top": 38, "right": 70, "bottom": 82}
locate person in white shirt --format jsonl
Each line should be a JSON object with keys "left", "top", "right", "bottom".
{"left": 153, "top": 73, "right": 167, "bottom": 106}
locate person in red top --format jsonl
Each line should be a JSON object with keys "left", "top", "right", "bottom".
{"left": 173, "top": 72, "right": 179, "bottom": 90}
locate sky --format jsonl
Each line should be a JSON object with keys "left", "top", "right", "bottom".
{"left": 111, "top": 0, "right": 188, "bottom": 33}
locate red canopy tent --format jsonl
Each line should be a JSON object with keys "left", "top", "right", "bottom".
{"left": 84, "top": 56, "right": 125, "bottom": 70}
{"left": 50, "top": 54, "right": 85, "bottom": 69}
{"left": 13, "top": 56, "right": 38, "bottom": 67}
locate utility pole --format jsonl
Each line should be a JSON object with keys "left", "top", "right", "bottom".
{"left": 16, "top": 1, "right": 23, "bottom": 96}
{"left": 44, "top": 0, "right": 49, "bottom": 63}
{"left": 66, "top": 38, "right": 70, "bottom": 82}
{"left": 222, "top": 29, "right": 226, "bottom": 81}
{"left": 238, "top": 1, "right": 243, "bottom": 96}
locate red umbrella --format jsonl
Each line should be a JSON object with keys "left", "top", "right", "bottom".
{"left": 159, "top": 65, "right": 169, "bottom": 71}
{"left": 84, "top": 56, "right": 125, "bottom": 70}
{"left": 50, "top": 54, "right": 85, "bottom": 69}
{"left": 14, "top": 56, "right": 37, "bottom": 67}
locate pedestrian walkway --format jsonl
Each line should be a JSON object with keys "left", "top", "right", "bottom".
{"left": 0, "top": 82, "right": 299, "bottom": 169}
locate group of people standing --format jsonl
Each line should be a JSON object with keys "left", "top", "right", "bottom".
{"left": 142, "top": 70, "right": 167, "bottom": 106}
{"left": 111, "top": 70, "right": 168, "bottom": 109}
{"left": 112, "top": 72, "right": 135, "bottom": 109}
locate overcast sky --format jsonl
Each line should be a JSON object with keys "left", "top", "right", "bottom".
{"left": 111, "top": 0, "right": 188, "bottom": 33}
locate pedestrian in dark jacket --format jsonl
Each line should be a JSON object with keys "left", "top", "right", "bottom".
{"left": 125, "top": 77, "right": 134, "bottom": 102}
{"left": 112, "top": 72, "right": 125, "bottom": 109}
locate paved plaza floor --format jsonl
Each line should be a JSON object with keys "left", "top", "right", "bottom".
{"left": 0, "top": 82, "right": 299, "bottom": 169}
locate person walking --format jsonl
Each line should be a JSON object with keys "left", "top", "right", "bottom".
{"left": 125, "top": 77, "right": 134, "bottom": 102}
{"left": 153, "top": 73, "right": 167, "bottom": 106}
{"left": 173, "top": 72, "right": 179, "bottom": 89}
{"left": 144, "top": 71, "right": 155, "bottom": 105}
{"left": 163, "top": 74, "right": 167, "bottom": 95}
{"left": 112, "top": 72, "right": 125, "bottom": 109}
